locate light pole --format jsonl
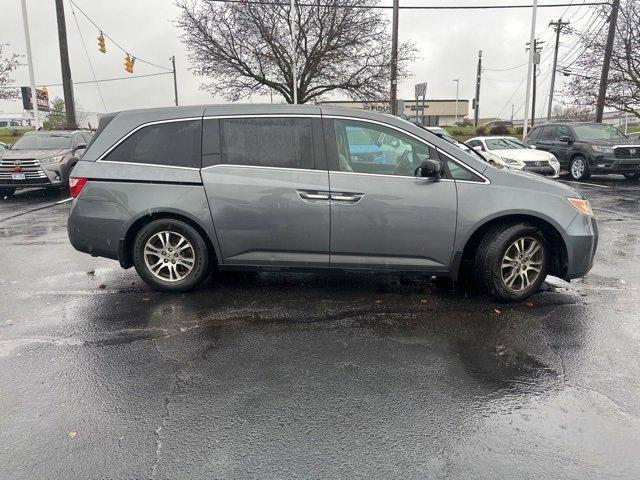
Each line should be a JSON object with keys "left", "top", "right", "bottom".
{"left": 453, "top": 78, "right": 459, "bottom": 125}
{"left": 523, "top": 0, "right": 538, "bottom": 137}
{"left": 20, "top": 0, "right": 39, "bottom": 129}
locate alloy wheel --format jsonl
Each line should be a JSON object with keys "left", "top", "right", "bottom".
{"left": 143, "top": 231, "right": 195, "bottom": 282}
{"left": 571, "top": 158, "right": 585, "bottom": 179}
{"left": 500, "top": 237, "right": 543, "bottom": 292}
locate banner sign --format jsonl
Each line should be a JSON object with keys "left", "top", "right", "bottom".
{"left": 21, "top": 87, "right": 50, "bottom": 112}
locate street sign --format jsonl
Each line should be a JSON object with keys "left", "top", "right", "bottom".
{"left": 415, "top": 82, "right": 427, "bottom": 97}
{"left": 21, "top": 87, "right": 50, "bottom": 112}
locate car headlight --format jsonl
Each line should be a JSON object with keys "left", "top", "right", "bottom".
{"left": 501, "top": 157, "right": 525, "bottom": 166}
{"left": 38, "top": 155, "right": 64, "bottom": 164}
{"left": 590, "top": 145, "right": 614, "bottom": 155}
{"left": 567, "top": 198, "right": 594, "bottom": 217}
{"left": 549, "top": 155, "right": 559, "bottom": 165}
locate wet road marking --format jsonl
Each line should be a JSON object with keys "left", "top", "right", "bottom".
{"left": 560, "top": 180, "right": 611, "bottom": 189}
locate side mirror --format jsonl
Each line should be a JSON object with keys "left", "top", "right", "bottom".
{"left": 75, "top": 143, "right": 87, "bottom": 151}
{"left": 416, "top": 159, "right": 444, "bottom": 179}
{"left": 530, "top": 144, "right": 537, "bottom": 149}
{"left": 558, "top": 135, "right": 572, "bottom": 143}
{"left": 472, "top": 145, "right": 483, "bottom": 152}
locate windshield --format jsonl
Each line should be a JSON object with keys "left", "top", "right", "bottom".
{"left": 573, "top": 124, "right": 627, "bottom": 141}
{"left": 11, "top": 133, "right": 72, "bottom": 150}
{"left": 485, "top": 138, "right": 530, "bottom": 150}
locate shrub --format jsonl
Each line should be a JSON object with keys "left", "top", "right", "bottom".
{"left": 489, "top": 125, "right": 509, "bottom": 136}
{"left": 515, "top": 127, "right": 524, "bottom": 135}
{"left": 475, "top": 126, "right": 487, "bottom": 135}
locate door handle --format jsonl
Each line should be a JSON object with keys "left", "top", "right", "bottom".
{"left": 330, "top": 193, "right": 364, "bottom": 203}
{"left": 298, "top": 190, "right": 330, "bottom": 201}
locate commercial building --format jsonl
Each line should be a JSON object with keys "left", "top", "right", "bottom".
{"left": 319, "top": 99, "right": 470, "bottom": 126}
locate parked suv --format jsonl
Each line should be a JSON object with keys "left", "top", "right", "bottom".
{"left": 525, "top": 121, "right": 640, "bottom": 181}
{"left": 0, "top": 130, "right": 92, "bottom": 197}
{"left": 67, "top": 105, "right": 597, "bottom": 302}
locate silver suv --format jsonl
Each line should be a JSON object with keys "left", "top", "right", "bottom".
{"left": 0, "top": 130, "right": 92, "bottom": 196}
{"left": 67, "top": 105, "right": 598, "bottom": 302}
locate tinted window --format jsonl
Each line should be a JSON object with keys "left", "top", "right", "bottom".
{"left": 105, "top": 120, "right": 201, "bottom": 168}
{"left": 220, "top": 118, "right": 314, "bottom": 169}
{"left": 554, "top": 125, "right": 573, "bottom": 140}
{"left": 538, "top": 126, "right": 555, "bottom": 140}
{"left": 333, "top": 119, "right": 436, "bottom": 177}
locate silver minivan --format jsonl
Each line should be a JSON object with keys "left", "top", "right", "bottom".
{"left": 67, "top": 105, "right": 597, "bottom": 302}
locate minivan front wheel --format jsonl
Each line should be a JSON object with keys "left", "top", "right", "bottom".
{"left": 474, "top": 223, "right": 548, "bottom": 302}
{"left": 132, "top": 219, "right": 209, "bottom": 292}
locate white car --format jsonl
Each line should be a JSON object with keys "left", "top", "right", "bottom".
{"left": 467, "top": 136, "right": 560, "bottom": 178}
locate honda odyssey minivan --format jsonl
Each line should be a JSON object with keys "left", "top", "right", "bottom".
{"left": 67, "top": 105, "right": 597, "bottom": 302}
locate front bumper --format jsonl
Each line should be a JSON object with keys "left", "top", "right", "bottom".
{"left": 563, "top": 213, "right": 598, "bottom": 280}
{"left": 0, "top": 161, "right": 70, "bottom": 189}
{"left": 591, "top": 155, "right": 640, "bottom": 174}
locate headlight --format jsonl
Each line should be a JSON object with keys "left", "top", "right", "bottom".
{"left": 501, "top": 157, "right": 525, "bottom": 166}
{"left": 38, "top": 155, "right": 64, "bottom": 164}
{"left": 549, "top": 155, "right": 559, "bottom": 165}
{"left": 590, "top": 145, "right": 614, "bottom": 155}
{"left": 567, "top": 198, "right": 594, "bottom": 217}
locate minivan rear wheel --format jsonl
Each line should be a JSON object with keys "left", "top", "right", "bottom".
{"left": 132, "top": 219, "right": 209, "bottom": 292}
{"left": 474, "top": 223, "right": 548, "bottom": 302}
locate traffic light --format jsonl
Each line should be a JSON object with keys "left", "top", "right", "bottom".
{"left": 124, "top": 54, "right": 135, "bottom": 73}
{"left": 97, "top": 32, "right": 106, "bottom": 53}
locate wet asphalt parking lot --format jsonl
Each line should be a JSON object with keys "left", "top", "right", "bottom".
{"left": 0, "top": 176, "right": 639, "bottom": 479}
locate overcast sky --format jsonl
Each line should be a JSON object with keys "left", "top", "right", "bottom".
{"left": 0, "top": 0, "right": 600, "bottom": 125}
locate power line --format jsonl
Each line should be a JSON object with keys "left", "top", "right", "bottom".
{"left": 68, "top": 0, "right": 172, "bottom": 71}
{"left": 69, "top": 0, "right": 107, "bottom": 112}
{"left": 485, "top": 63, "right": 528, "bottom": 72}
{"left": 34, "top": 72, "right": 172, "bottom": 88}
{"left": 207, "top": 0, "right": 609, "bottom": 9}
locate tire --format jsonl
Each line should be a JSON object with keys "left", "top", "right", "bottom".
{"left": 569, "top": 155, "right": 589, "bottom": 181}
{"left": 0, "top": 187, "right": 16, "bottom": 197}
{"left": 623, "top": 172, "right": 640, "bottom": 180}
{"left": 473, "top": 223, "right": 548, "bottom": 302}
{"left": 132, "top": 219, "right": 210, "bottom": 292}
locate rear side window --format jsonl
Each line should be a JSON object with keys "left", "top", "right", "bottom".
{"left": 220, "top": 118, "right": 314, "bottom": 169}
{"left": 105, "top": 120, "right": 201, "bottom": 168}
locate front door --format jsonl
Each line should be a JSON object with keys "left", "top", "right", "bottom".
{"left": 201, "top": 116, "right": 330, "bottom": 268}
{"left": 325, "top": 118, "right": 458, "bottom": 272}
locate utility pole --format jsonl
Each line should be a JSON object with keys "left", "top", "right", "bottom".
{"left": 170, "top": 56, "right": 179, "bottom": 106}
{"left": 55, "top": 0, "right": 76, "bottom": 129}
{"left": 528, "top": 39, "right": 543, "bottom": 126}
{"left": 390, "top": 0, "right": 399, "bottom": 115}
{"left": 20, "top": 0, "right": 39, "bottom": 129}
{"left": 548, "top": 18, "right": 569, "bottom": 121}
{"left": 523, "top": 0, "right": 538, "bottom": 137}
{"left": 473, "top": 51, "right": 482, "bottom": 127}
{"left": 596, "top": 0, "right": 620, "bottom": 123}
{"left": 453, "top": 78, "right": 460, "bottom": 125}
{"left": 289, "top": 0, "right": 298, "bottom": 104}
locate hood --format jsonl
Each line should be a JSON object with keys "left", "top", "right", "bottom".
{"left": 581, "top": 138, "right": 640, "bottom": 147}
{"left": 492, "top": 148, "right": 554, "bottom": 162}
{"left": 489, "top": 166, "right": 583, "bottom": 198}
{"left": 0, "top": 148, "right": 69, "bottom": 160}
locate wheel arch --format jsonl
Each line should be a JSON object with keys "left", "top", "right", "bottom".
{"left": 119, "top": 210, "right": 219, "bottom": 270}
{"left": 455, "top": 213, "right": 568, "bottom": 281}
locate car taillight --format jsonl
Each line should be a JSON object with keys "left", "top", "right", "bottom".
{"left": 69, "top": 177, "right": 87, "bottom": 198}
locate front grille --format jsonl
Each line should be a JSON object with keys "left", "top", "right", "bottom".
{"left": 0, "top": 158, "right": 47, "bottom": 180}
{"left": 614, "top": 146, "right": 640, "bottom": 159}
{"left": 523, "top": 160, "right": 550, "bottom": 167}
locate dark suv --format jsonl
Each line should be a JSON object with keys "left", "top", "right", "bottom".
{"left": 525, "top": 122, "right": 640, "bottom": 181}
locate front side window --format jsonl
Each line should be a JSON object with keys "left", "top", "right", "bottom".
{"left": 105, "top": 120, "right": 201, "bottom": 168}
{"left": 538, "top": 126, "right": 555, "bottom": 140}
{"left": 220, "top": 117, "right": 314, "bottom": 169}
{"left": 333, "top": 119, "right": 435, "bottom": 177}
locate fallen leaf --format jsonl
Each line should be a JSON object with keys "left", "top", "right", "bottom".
{"left": 4, "top": 319, "right": 14, "bottom": 326}
{"left": 374, "top": 299, "right": 383, "bottom": 304}
{"left": 86, "top": 270, "right": 95, "bottom": 276}
{"left": 493, "top": 309, "right": 502, "bottom": 315}
{"left": 420, "top": 299, "right": 428, "bottom": 304}
{"left": 68, "top": 431, "right": 77, "bottom": 438}
{"left": 98, "top": 284, "right": 106, "bottom": 289}
{"left": 142, "top": 297, "right": 151, "bottom": 302}
{"left": 525, "top": 302, "right": 534, "bottom": 308}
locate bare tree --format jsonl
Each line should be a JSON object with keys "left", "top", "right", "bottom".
{"left": 565, "top": 1, "right": 640, "bottom": 119}
{"left": 176, "top": 0, "right": 416, "bottom": 104}
{"left": 551, "top": 103, "right": 594, "bottom": 121}
{"left": 0, "top": 44, "right": 22, "bottom": 101}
